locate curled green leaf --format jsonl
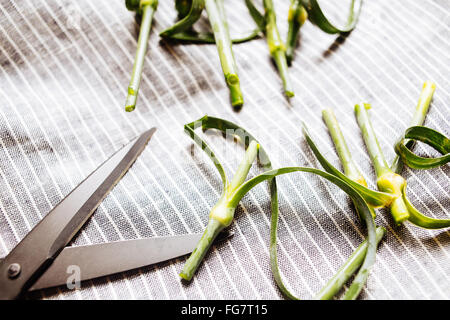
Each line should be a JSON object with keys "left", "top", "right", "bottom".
{"left": 391, "top": 81, "right": 436, "bottom": 173}
{"left": 402, "top": 185, "right": 450, "bottom": 229}
{"left": 395, "top": 126, "right": 450, "bottom": 170}
{"left": 180, "top": 116, "right": 265, "bottom": 280}
{"left": 302, "top": 0, "right": 363, "bottom": 34}
{"left": 244, "top": 0, "right": 266, "bottom": 31}
{"left": 302, "top": 124, "right": 394, "bottom": 208}
{"left": 160, "top": 0, "right": 204, "bottom": 37}
{"left": 231, "top": 166, "right": 378, "bottom": 300}
{"left": 184, "top": 118, "right": 228, "bottom": 191}
{"left": 184, "top": 116, "right": 380, "bottom": 299}
{"left": 163, "top": 29, "right": 261, "bottom": 44}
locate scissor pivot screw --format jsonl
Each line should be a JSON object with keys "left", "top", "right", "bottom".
{"left": 7, "top": 263, "right": 21, "bottom": 279}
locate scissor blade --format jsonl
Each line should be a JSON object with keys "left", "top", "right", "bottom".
{"left": 29, "top": 232, "right": 232, "bottom": 291}
{"left": 0, "top": 128, "right": 156, "bottom": 300}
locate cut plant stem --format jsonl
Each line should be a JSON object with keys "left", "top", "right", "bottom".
{"left": 286, "top": 0, "right": 307, "bottom": 65}
{"left": 125, "top": 0, "right": 158, "bottom": 112}
{"left": 314, "top": 226, "right": 385, "bottom": 300}
{"left": 322, "top": 108, "right": 376, "bottom": 220}
{"left": 391, "top": 81, "right": 436, "bottom": 173}
{"left": 355, "top": 103, "right": 409, "bottom": 224}
{"left": 180, "top": 140, "right": 259, "bottom": 281}
{"left": 264, "top": 0, "right": 294, "bottom": 97}
{"left": 185, "top": 115, "right": 380, "bottom": 298}
{"left": 204, "top": 0, "right": 244, "bottom": 108}
{"left": 322, "top": 109, "right": 367, "bottom": 186}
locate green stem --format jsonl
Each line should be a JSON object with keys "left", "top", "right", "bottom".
{"left": 391, "top": 81, "right": 436, "bottom": 173}
{"left": 175, "top": 0, "right": 192, "bottom": 18}
{"left": 228, "top": 140, "right": 259, "bottom": 193}
{"left": 322, "top": 108, "right": 376, "bottom": 220}
{"left": 355, "top": 104, "right": 409, "bottom": 224}
{"left": 286, "top": 0, "right": 307, "bottom": 65}
{"left": 179, "top": 219, "right": 224, "bottom": 281}
{"left": 204, "top": 0, "right": 243, "bottom": 108}
{"left": 165, "top": 29, "right": 261, "bottom": 44}
{"left": 264, "top": 0, "right": 294, "bottom": 97}
{"left": 354, "top": 104, "right": 390, "bottom": 177}
{"left": 159, "top": 0, "right": 204, "bottom": 38}
{"left": 273, "top": 50, "right": 294, "bottom": 97}
{"left": 125, "top": 2, "right": 157, "bottom": 112}
{"left": 180, "top": 140, "right": 259, "bottom": 281}
{"left": 314, "top": 226, "right": 386, "bottom": 300}
{"left": 402, "top": 185, "right": 450, "bottom": 229}
{"left": 231, "top": 166, "right": 378, "bottom": 300}
{"left": 323, "top": 108, "right": 366, "bottom": 185}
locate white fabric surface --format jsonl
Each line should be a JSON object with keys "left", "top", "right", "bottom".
{"left": 0, "top": 0, "right": 449, "bottom": 299}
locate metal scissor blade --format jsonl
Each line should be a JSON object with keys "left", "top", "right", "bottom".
{"left": 29, "top": 231, "right": 232, "bottom": 291}
{"left": 0, "top": 128, "right": 156, "bottom": 300}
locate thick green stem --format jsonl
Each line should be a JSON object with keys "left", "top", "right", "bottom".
{"left": 323, "top": 108, "right": 375, "bottom": 220}
{"left": 264, "top": 0, "right": 294, "bottom": 97}
{"left": 355, "top": 104, "right": 390, "bottom": 177}
{"left": 204, "top": 0, "right": 243, "bottom": 108}
{"left": 402, "top": 185, "right": 450, "bottom": 229}
{"left": 391, "top": 81, "right": 436, "bottom": 173}
{"left": 179, "top": 218, "right": 224, "bottom": 281}
{"left": 125, "top": 2, "right": 157, "bottom": 112}
{"left": 355, "top": 104, "right": 409, "bottom": 224}
{"left": 160, "top": 0, "right": 204, "bottom": 37}
{"left": 323, "top": 109, "right": 366, "bottom": 185}
{"left": 314, "top": 226, "right": 385, "bottom": 300}
{"left": 228, "top": 140, "right": 259, "bottom": 193}
{"left": 286, "top": 0, "right": 307, "bottom": 65}
{"left": 180, "top": 140, "right": 259, "bottom": 281}
{"left": 273, "top": 50, "right": 294, "bottom": 97}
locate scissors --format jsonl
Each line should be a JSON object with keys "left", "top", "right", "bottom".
{"left": 0, "top": 128, "right": 231, "bottom": 299}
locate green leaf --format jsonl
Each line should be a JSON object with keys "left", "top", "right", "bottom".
{"left": 302, "top": 124, "right": 395, "bottom": 208}
{"left": 402, "top": 185, "right": 450, "bottom": 229}
{"left": 314, "top": 226, "right": 385, "bottom": 300}
{"left": 230, "top": 166, "right": 378, "bottom": 300}
{"left": 391, "top": 81, "right": 436, "bottom": 173}
{"left": 394, "top": 126, "right": 450, "bottom": 169}
{"left": 181, "top": 117, "right": 262, "bottom": 281}
{"left": 193, "top": 115, "right": 273, "bottom": 170}
{"left": 160, "top": 0, "right": 205, "bottom": 37}
{"left": 244, "top": 0, "right": 266, "bottom": 31}
{"left": 184, "top": 117, "right": 229, "bottom": 192}
{"left": 302, "top": 0, "right": 363, "bottom": 34}
{"left": 163, "top": 29, "right": 261, "bottom": 44}
{"left": 186, "top": 116, "right": 380, "bottom": 299}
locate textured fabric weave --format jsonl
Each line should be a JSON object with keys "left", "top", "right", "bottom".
{"left": 0, "top": 0, "right": 449, "bottom": 299}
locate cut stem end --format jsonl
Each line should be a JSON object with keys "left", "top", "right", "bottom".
{"left": 179, "top": 218, "right": 225, "bottom": 281}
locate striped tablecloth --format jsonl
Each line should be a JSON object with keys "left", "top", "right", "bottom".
{"left": 0, "top": 0, "right": 449, "bottom": 299}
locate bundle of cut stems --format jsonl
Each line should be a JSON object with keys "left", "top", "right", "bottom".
{"left": 181, "top": 115, "right": 383, "bottom": 300}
